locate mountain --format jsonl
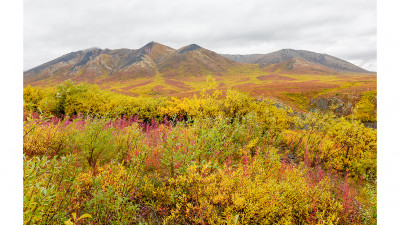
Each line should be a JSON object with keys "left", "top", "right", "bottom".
{"left": 24, "top": 41, "right": 175, "bottom": 84}
{"left": 24, "top": 43, "right": 373, "bottom": 87}
{"left": 263, "top": 57, "right": 338, "bottom": 75}
{"left": 110, "top": 41, "right": 175, "bottom": 79}
{"left": 24, "top": 48, "right": 105, "bottom": 82}
{"left": 222, "top": 49, "right": 371, "bottom": 73}
{"left": 157, "top": 44, "right": 241, "bottom": 77}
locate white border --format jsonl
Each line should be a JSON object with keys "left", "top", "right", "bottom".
{"left": 0, "top": 0, "right": 23, "bottom": 223}
{"left": 1, "top": 0, "right": 397, "bottom": 224}
{"left": 377, "top": 0, "right": 400, "bottom": 224}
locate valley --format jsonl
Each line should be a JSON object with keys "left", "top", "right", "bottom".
{"left": 24, "top": 41, "right": 376, "bottom": 113}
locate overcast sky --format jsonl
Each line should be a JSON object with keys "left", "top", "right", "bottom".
{"left": 24, "top": 0, "right": 376, "bottom": 71}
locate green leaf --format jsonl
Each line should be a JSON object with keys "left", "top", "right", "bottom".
{"left": 72, "top": 212, "right": 77, "bottom": 220}
{"left": 234, "top": 214, "right": 239, "bottom": 224}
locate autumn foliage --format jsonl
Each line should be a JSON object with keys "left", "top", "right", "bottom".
{"left": 23, "top": 82, "right": 376, "bottom": 224}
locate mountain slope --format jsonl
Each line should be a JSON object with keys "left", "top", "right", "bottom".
{"left": 264, "top": 57, "right": 339, "bottom": 75}
{"left": 222, "top": 49, "right": 371, "bottom": 73}
{"left": 24, "top": 48, "right": 109, "bottom": 82}
{"left": 157, "top": 44, "right": 241, "bottom": 77}
{"left": 24, "top": 42, "right": 175, "bottom": 84}
{"left": 110, "top": 41, "right": 175, "bottom": 79}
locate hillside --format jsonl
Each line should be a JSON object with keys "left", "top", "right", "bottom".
{"left": 222, "top": 49, "right": 372, "bottom": 73}
{"left": 24, "top": 42, "right": 175, "bottom": 84}
{"left": 263, "top": 57, "right": 339, "bottom": 75}
{"left": 109, "top": 41, "right": 175, "bottom": 79}
{"left": 157, "top": 44, "right": 241, "bottom": 77}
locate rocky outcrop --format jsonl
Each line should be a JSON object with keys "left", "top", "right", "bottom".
{"left": 310, "top": 97, "right": 353, "bottom": 116}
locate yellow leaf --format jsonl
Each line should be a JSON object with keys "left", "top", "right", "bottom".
{"left": 78, "top": 213, "right": 92, "bottom": 220}
{"left": 64, "top": 219, "right": 74, "bottom": 225}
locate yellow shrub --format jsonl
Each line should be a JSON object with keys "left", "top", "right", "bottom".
{"left": 327, "top": 118, "right": 377, "bottom": 179}
{"left": 352, "top": 91, "right": 377, "bottom": 123}
{"left": 162, "top": 150, "right": 343, "bottom": 224}
{"left": 23, "top": 121, "right": 69, "bottom": 156}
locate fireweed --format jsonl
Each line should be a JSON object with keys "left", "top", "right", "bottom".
{"left": 23, "top": 84, "right": 376, "bottom": 224}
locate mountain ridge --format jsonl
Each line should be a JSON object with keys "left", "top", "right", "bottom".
{"left": 24, "top": 42, "right": 373, "bottom": 86}
{"left": 222, "top": 49, "right": 372, "bottom": 73}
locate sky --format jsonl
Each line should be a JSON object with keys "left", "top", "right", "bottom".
{"left": 24, "top": 0, "right": 376, "bottom": 71}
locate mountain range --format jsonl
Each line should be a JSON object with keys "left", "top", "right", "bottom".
{"left": 24, "top": 41, "right": 372, "bottom": 86}
{"left": 222, "top": 49, "right": 369, "bottom": 73}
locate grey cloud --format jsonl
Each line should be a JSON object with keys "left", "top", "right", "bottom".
{"left": 24, "top": 0, "right": 376, "bottom": 71}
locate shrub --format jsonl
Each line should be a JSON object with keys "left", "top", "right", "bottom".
{"left": 23, "top": 83, "right": 376, "bottom": 224}
{"left": 23, "top": 155, "right": 82, "bottom": 225}
{"left": 352, "top": 91, "right": 377, "bottom": 123}
{"left": 70, "top": 118, "right": 115, "bottom": 171}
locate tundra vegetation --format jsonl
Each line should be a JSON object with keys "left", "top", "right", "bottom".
{"left": 23, "top": 81, "right": 376, "bottom": 224}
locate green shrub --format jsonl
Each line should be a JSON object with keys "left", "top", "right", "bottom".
{"left": 23, "top": 155, "right": 82, "bottom": 225}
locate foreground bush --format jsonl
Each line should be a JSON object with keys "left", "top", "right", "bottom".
{"left": 23, "top": 155, "right": 81, "bottom": 224}
{"left": 25, "top": 150, "right": 367, "bottom": 224}
{"left": 23, "top": 83, "right": 377, "bottom": 224}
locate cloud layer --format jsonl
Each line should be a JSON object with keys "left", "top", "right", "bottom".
{"left": 24, "top": 0, "right": 376, "bottom": 71}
